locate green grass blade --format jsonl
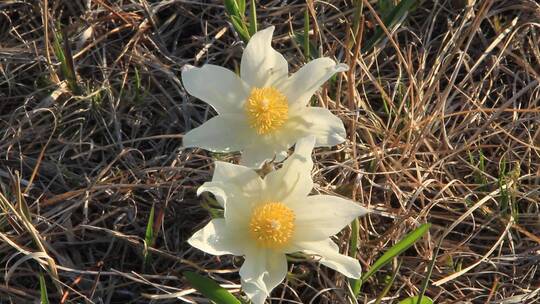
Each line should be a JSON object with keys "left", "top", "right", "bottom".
{"left": 348, "top": 218, "right": 362, "bottom": 297}
{"left": 361, "top": 223, "right": 430, "bottom": 284}
{"left": 39, "top": 273, "right": 49, "bottom": 304}
{"left": 303, "top": 9, "right": 310, "bottom": 59}
{"left": 415, "top": 231, "right": 443, "bottom": 304}
{"left": 248, "top": 0, "right": 257, "bottom": 35}
{"left": 378, "top": 0, "right": 394, "bottom": 17}
{"left": 363, "top": 0, "right": 418, "bottom": 52}
{"left": 184, "top": 271, "right": 241, "bottom": 304}
{"left": 52, "top": 25, "right": 80, "bottom": 94}
{"left": 352, "top": 0, "right": 363, "bottom": 38}
{"left": 398, "top": 296, "right": 433, "bottom": 304}
{"left": 143, "top": 204, "right": 155, "bottom": 267}
{"left": 231, "top": 15, "right": 251, "bottom": 42}
{"left": 224, "top": 0, "right": 240, "bottom": 16}
{"left": 374, "top": 259, "right": 402, "bottom": 304}
{"left": 145, "top": 204, "right": 155, "bottom": 246}
{"left": 237, "top": 0, "right": 246, "bottom": 15}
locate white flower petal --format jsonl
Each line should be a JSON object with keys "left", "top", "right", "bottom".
{"left": 212, "top": 161, "right": 264, "bottom": 193}
{"left": 183, "top": 114, "right": 251, "bottom": 152}
{"left": 198, "top": 161, "right": 264, "bottom": 226}
{"left": 279, "top": 58, "right": 348, "bottom": 109}
{"left": 240, "top": 247, "right": 288, "bottom": 304}
{"left": 243, "top": 284, "right": 267, "bottom": 304}
{"left": 239, "top": 143, "right": 277, "bottom": 168}
{"left": 241, "top": 26, "right": 288, "bottom": 88}
{"left": 215, "top": 162, "right": 264, "bottom": 222}
{"left": 188, "top": 219, "right": 247, "bottom": 256}
{"left": 291, "top": 195, "right": 369, "bottom": 241}
{"left": 182, "top": 64, "right": 249, "bottom": 114}
{"left": 263, "top": 136, "right": 315, "bottom": 202}
{"left": 295, "top": 239, "right": 362, "bottom": 279}
{"left": 239, "top": 133, "right": 293, "bottom": 168}
{"left": 286, "top": 107, "right": 346, "bottom": 146}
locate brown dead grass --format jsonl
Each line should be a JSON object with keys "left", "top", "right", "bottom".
{"left": 1, "top": 0, "right": 539, "bottom": 303}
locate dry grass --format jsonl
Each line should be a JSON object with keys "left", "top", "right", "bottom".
{"left": 1, "top": 0, "right": 540, "bottom": 303}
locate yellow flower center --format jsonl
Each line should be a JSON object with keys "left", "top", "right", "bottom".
{"left": 245, "top": 87, "right": 289, "bottom": 135}
{"left": 249, "top": 202, "right": 295, "bottom": 249}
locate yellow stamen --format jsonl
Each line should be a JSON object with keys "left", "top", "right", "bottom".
{"left": 249, "top": 202, "right": 295, "bottom": 249}
{"left": 245, "top": 87, "right": 289, "bottom": 135}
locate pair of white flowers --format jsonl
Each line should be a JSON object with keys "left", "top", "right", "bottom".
{"left": 183, "top": 26, "right": 369, "bottom": 303}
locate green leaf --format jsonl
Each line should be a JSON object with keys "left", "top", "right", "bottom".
{"left": 398, "top": 296, "right": 434, "bottom": 304}
{"left": 52, "top": 24, "right": 80, "bottom": 94}
{"left": 231, "top": 15, "right": 251, "bottom": 42}
{"left": 361, "top": 223, "right": 430, "bottom": 284}
{"left": 378, "top": 0, "right": 395, "bottom": 17}
{"left": 416, "top": 235, "right": 443, "bottom": 304}
{"left": 143, "top": 204, "right": 156, "bottom": 267}
{"left": 39, "top": 273, "right": 49, "bottom": 304}
{"left": 292, "top": 33, "right": 319, "bottom": 59}
{"left": 248, "top": 0, "right": 257, "bottom": 35}
{"left": 352, "top": 0, "right": 363, "bottom": 37}
{"left": 184, "top": 272, "right": 241, "bottom": 304}
{"left": 144, "top": 204, "right": 156, "bottom": 247}
{"left": 237, "top": 0, "right": 246, "bottom": 15}
{"left": 224, "top": 0, "right": 240, "bottom": 16}
{"left": 363, "top": 0, "right": 418, "bottom": 52}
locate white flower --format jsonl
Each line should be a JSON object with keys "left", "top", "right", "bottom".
{"left": 182, "top": 26, "right": 348, "bottom": 167}
{"left": 188, "top": 136, "right": 369, "bottom": 304}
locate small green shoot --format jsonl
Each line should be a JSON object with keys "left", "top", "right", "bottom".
{"left": 360, "top": 223, "right": 431, "bottom": 288}
{"left": 134, "top": 67, "right": 145, "bottom": 104}
{"left": 378, "top": 0, "right": 395, "bottom": 17}
{"left": 184, "top": 271, "right": 241, "bottom": 304}
{"left": 363, "top": 0, "right": 418, "bottom": 52}
{"left": 398, "top": 296, "right": 434, "bottom": 304}
{"left": 349, "top": 218, "right": 362, "bottom": 296}
{"left": 468, "top": 149, "right": 488, "bottom": 192}
{"left": 225, "top": 0, "right": 256, "bottom": 42}
{"left": 303, "top": 9, "right": 310, "bottom": 59}
{"left": 143, "top": 204, "right": 156, "bottom": 267}
{"left": 200, "top": 193, "right": 224, "bottom": 218}
{"left": 414, "top": 232, "right": 443, "bottom": 304}
{"left": 373, "top": 259, "right": 402, "bottom": 304}
{"left": 52, "top": 25, "right": 80, "bottom": 94}
{"left": 498, "top": 157, "right": 510, "bottom": 212}
{"left": 352, "top": 0, "right": 364, "bottom": 39}
{"left": 224, "top": 0, "right": 242, "bottom": 16}
{"left": 39, "top": 273, "right": 49, "bottom": 304}
{"left": 248, "top": 0, "right": 257, "bottom": 35}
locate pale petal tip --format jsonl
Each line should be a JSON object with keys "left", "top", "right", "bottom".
{"left": 331, "top": 132, "right": 347, "bottom": 144}
{"left": 187, "top": 233, "right": 207, "bottom": 253}
{"left": 181, "top": 64, "right": 195, "bottom": 73}
{"left": 249, "top": 26, "right": 275, "bottom": 47}
{"left": 195, "top": 185, "right": 205, "bottom": 197}
{"left": 334, "top": 63, "right": 349, "bottom": 72}
{"left": 349, "top": 263, "right": 362, "bottom": 279}
{"left": 182, "top": 130, "right": 195, "bottom": 148}
{"left": 315, "top": 131, "right": 346, "bottom": 147}
{"left": 261, "top": 25, "right": 275, "bottom": 34}
{"left": 354, "top": 204, "right": 371, "bottom": 218}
